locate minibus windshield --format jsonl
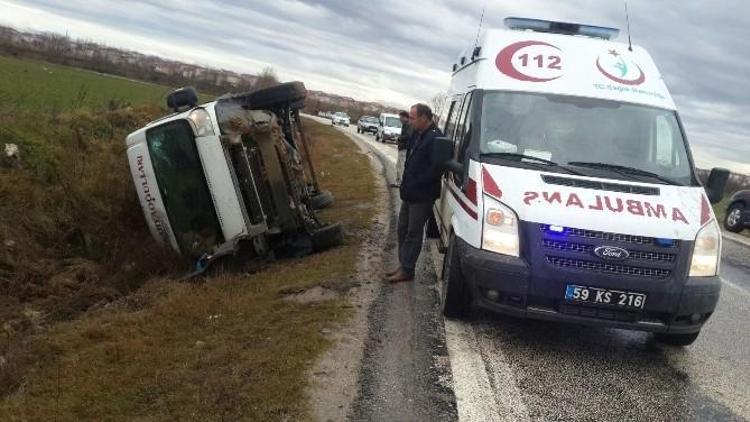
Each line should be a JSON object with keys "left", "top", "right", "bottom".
{"left": 480, "top": 91, "right": 695, "bottom": 185}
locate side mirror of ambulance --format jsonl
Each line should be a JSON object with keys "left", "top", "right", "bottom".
{"left": 705, "top": 167, "right": 730, "bottom": 204}
{"left": 433, "top": 136, "right": 463, "bottom": 174}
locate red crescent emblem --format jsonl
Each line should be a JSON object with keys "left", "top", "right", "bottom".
{"left": 496, "top": 41, "right": 562, "bottom": 82}
{"left": 596, "top": 57, "right": 646, "bottom": 86}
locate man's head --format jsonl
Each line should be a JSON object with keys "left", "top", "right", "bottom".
{"left": 398, "top": 110, "right": 409, "bottom": 125}
{"left": 409, "top": 103, "right": 433, "bottom": 132}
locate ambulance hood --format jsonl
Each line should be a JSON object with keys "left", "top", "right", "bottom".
{"left": 480, "top": 163, "right": 713, "bottom": 241}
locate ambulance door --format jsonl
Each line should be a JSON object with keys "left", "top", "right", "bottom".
{"left": 436, "top": 92, "right": 473, "bottom": 244}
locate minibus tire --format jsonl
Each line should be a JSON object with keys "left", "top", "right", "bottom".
{"left": 654, "top": 332, "right": 700, "bottom": 347}
{"left": 244, "top": 81, "right": 307, "bottom": 110}
{"left": 309, "top": 190, "right": 335, "bottom": 210}
{"left": 441, "top": 234, "right": 471, "bottom": 319}
{"left": 311, "top": 224, "right": 343, "bottom": 252}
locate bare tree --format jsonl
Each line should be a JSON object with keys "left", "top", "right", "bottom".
{"left": 430, "top": 92, "right": 448, "bottom": 118}
{"left": 253, "top": 67, "right": 280, "bottom": 90}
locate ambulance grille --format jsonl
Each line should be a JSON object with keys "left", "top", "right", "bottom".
{"left": 545, "top": 256, "right": 671, "bottom": 278}
{"left": 541, "top": 175, "right": 660, "bottom": 196}
{"left": 540, "top": 225, "right": 679, "bottom": 248}
{"left": 542, "top": 240, "right": 676, "bottom": 263}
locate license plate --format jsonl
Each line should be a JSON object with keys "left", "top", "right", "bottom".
{"left": 565, "top": 284, "right": 646, "bottom": 310}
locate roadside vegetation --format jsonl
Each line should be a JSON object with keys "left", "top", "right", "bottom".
{"left": 1, "top": 56, "right": 376, "bottom": 420}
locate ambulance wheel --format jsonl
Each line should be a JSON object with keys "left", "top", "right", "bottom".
{"left": 309, "top": 190, "right": 335, "bottom": 210}
{"left": 441, "top": 234, "right": 471, "bottom": 319}
{"left": 724, "top": 203, "right": 745, "bottom": 232}
{"left": 311, "top": 224, "right": 343, "bottom": 252}
{"left": 655, "top": 332, "right": 700, "bottom": 347}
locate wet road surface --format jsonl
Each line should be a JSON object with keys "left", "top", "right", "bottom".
{"left": 322, "top": 118, "right": 749, "bottom": 421}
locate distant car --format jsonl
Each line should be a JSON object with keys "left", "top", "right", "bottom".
{"left": 357, "top": 116, "right": 379, "bottom": 134}
{"left": 724, "top": 190, "right": 750, "bottom": 232}
{"left": 376, "top": 113, "right": 402, "bottom": 143}
{"left": 331, "top": 112, "right": 350, "bottom": 127}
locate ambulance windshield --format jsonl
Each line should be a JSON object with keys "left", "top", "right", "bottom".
{"left": 480, "top": 91, "right": 694, "bottom": 185}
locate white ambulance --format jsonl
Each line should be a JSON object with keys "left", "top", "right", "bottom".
{"left": 433, "top": 18, "right": 729, "bottom": 346}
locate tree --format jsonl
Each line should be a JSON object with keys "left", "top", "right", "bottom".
{"left": 253, "top": 67, "right": 280, "bottom": 90}
{"left": 430, "top": 92, "right": 448, "bottom": 118}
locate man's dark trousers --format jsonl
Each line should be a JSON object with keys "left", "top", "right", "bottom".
{"left": 397, "top": 200, "right": 433, "bottom": 277}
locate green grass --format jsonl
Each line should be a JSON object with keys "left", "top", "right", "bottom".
{"left": 0, "top": 54, "right": 174, "bottom": 110}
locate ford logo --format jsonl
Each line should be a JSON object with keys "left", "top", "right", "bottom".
{"left": 594, "top": 246, "right": 630, "bottom": 260}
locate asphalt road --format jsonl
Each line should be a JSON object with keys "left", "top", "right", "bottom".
{"left": 320, "top": 118, "right": 750, "bottom": 422}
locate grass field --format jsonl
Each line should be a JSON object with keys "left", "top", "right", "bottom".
{"left": 0, "top": 54, "right": 174, "bottom": 111}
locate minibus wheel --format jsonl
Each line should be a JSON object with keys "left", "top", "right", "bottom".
{"left": 311, "top": 223, "right": 344, "bottom": 252}
{"left": 441, "top": 234, "right": 471, "bottom": 319}
{"left": 309, "top": 190, "right": 335, "bottom": 210}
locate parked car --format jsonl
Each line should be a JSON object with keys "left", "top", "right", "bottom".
{"left": 724, "top": 190, "right": 750, "bottom": 232}
{"left": 357, "top": 116, "right": 379, "bottom": 134}
{"left": 126, "top": 83, "right": 341, "bottom": 274}
{"left": 376, "top": 113, "right": 402, "bottom": 143}
{"left": 331, "top": 112, "right": 350, "bottom": 127}
{"left": 431, "top": 16, "right": 729, "bottom": 347}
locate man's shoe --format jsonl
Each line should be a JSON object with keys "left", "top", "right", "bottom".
{"left": 387, "top": 271, "right": 414, "bottom": 283}
{"left": 385, "top": 266, "right": 401, "bottom": 277}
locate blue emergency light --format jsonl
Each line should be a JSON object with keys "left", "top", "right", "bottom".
{"left": 504, "top": 17, "right": 620, "bottom": 40}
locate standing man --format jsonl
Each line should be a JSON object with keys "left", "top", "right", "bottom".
{"left": 391, "top": 110, "right": 412, "bottom": 188}
{"left": 387, "top": 103, "right": 443, "bottom": 283}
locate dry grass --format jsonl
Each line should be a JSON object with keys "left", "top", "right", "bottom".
{"left": 0, "top": 118, "right": 376, "bottom": 421}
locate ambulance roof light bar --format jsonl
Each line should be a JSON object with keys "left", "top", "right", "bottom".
{"left": 504, "top": 17, "right": 620, "bottom": 40}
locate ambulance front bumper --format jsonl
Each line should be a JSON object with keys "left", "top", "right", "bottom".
{"left": 455, "top": 236, "right": 720, "bottom": 334}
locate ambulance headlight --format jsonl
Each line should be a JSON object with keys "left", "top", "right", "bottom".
{"left": 187, "top": 108, "right": 215, "bottom": 137}
{"left": 481, "top": 195, "right": 520, "bottom": 257}
{"left": 689, "top": 219, "right": 721, "bottom": 277}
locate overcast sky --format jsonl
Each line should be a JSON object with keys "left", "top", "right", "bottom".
{"left": 2, "top": 0, "right": 748, "bottom": 173}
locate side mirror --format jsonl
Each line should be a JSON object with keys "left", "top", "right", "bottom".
{"left": 705, "top": 167, "right": 730, "bottom": 204}
{"left": 432, "top": 137, "right": 463, "bottom": 174}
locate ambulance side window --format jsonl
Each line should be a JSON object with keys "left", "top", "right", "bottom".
{"left": 443, "top": 99, "right": 461, "bottom": 140}
{"left": 455, "top": 92, "right": 473, "bottom": 164}
{"left": 653, "top": 115, "right": 679, "bottom": 167}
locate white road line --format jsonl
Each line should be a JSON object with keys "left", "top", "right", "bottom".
{"left": 429, "top": 242, "right": 530, "bottom": 422}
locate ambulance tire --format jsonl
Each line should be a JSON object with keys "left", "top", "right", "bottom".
{"left": 311, "top": 224, "right": 343, "bottom": 252}
{"left": 441, "top": 234, "right": 472, "bottom": 319}
{"left": 309, "top": 190, "right": 335, "bottom": 210}
{"left": 654, "top": 332, "right": 700, "bottom": 347}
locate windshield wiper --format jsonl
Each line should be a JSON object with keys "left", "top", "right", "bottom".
{"left": 567, "top": 161, "right": 683, "bottom": 186}
{"left": 481, "top": 152, "right": 585, "bottom": 175}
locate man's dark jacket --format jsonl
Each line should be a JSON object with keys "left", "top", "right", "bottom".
{"left": 400, "top": 123, "right": 443, "bottom": 203}
{"left": 397, "top": 122, "right": 412, "bottom": 151}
